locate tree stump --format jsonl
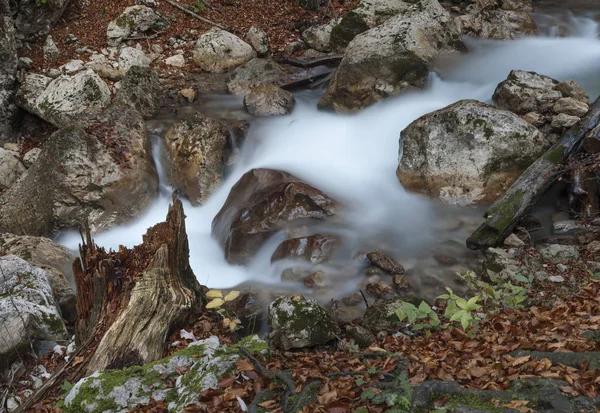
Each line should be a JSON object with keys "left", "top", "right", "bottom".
{"left": 74, "top": 198, "right": 206, "bottom": 374}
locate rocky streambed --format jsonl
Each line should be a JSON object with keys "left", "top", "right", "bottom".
{"left": 1, "top": 0, "right": 600, "bottom": 411}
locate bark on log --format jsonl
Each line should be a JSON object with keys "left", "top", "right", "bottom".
{"left": 275, "top": 54, "right": 344, "bottom": 68}
{"left": 273, "top": 65, "right": 336, "bottom": 90}
{"left": 467, "top": 97, "right": 600, "bottom": 250}
{"left": 583, "top": 123, "right": 600, "bottom": 153}
{"left": 74, "top": 197, "right": 206, "bottom": 374}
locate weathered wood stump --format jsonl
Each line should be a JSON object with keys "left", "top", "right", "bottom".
{"left": 74, "top": 198, "right": 206, "bottom": 374}
{"left": 15, "top": 199, "right": 206, "bottom": 412}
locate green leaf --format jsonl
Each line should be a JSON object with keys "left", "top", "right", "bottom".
{"left": 466, "top": 296, "right": 480, "bottom": 308}
{"left": 461, "top": 312, "right": 472, "bottom": 329}
{"left": 450, "top": 310, "right": 465, "bottom": 322}
{"left": 437, "top": 294, "right": 450, "bottom": 300}
{"left": 513, "top": 273, "right": 529, "bottom": 283}
{"left": 456, "top": 298, "right": 468, "bottom": 310}
{"left": 356, "top": 377, "right": 364, "bottom": 386}
{"left": 360, "top": 389, "right": 375, "bottom": 400}
{"left": 368, "top": 366, "right": 377, "bottom": 374}
{"left": 418, "top": 301, "right": 432, "bottom": 314}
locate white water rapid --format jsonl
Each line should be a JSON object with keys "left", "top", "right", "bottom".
{"left": 57, "top": 11, "right": 600, "bottom": 301}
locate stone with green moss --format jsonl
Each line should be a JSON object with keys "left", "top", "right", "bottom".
{"left": 106, "top": 6, "right": 168, "bottom": 47}
{"left": 268, "top": 295, "right": 340, "bottom": 350}
{"left": 63, "top": 335, "right": 267, "bottom": 412}
{"left": 0, "top": 255, "right": 68, "bottom": 369}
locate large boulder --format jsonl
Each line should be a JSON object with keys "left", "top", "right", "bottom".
{"left": 493, "top": 70, "right": 562, "bottom": 115}
{"left": 107, "top": 6, "right": 168, "bottom": 46}
{"left": 302, "top": 19, "right": 340, "bottom": 53}
{"left": 268, "top": 295, "right": 340, "bottom": 350}
{"left": 13, "top": 0, "right": 70, "bottom": 40}
{"left": 455, "top": 9, "right": 538, "bottom": 40}
{"left": 226, "top": 58, "right": 286, "bottom": 95}
{"left": 0, "top": 147, "right": 26, "bottom": 190}
{"left": 397, "top": 99, "right": 547, "bottom": 206}
{"left": 114, "top": 66, "right": 161, "bottom": 118}
{"left": 0, "top": 104, "right": 158, "bottom": 236}
{"left": 329, "top": 0, "right": 412, "bottom": 51}
{"left": 0, "top": 255, "right": 68, "bottom": 368}
{"left": 243, "top": 84, "right": 295, "bottom": 116}
{"left": 162, "top": 114, "right": 229, "bottom": 206}
{"left": 193, "top": 28, "right": 256, "bottom": 73}
{"left": 0, "top": 233, "right": 76, "bottom": 323}
{"left": 0, "top": 15, "right": 18, "bottom": 143}
{"left": 212, "top": 168, "right": 342, "bottom": 264}
{"left": 15, "top": 69, "right": 111, "bottom": 128}
{"left": 319, "top": 0, "right": 465, "bottom": 112}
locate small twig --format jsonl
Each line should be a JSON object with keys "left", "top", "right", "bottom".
{"left": 285, "top": 379, "right": 322, "bottom": 413}
{"left": 124, "top": 30, "right": 164, "bottom": 41}
{"left": 249, "top": 389, "right": 277, "bottom": 413}
{"left": 326, "top": 370, "right": 395, "bottom": 379}
{"left": 360, "top": 289, "right": 369, "bottom": 308}
{"left": 163, "top": 0, "right": 227, "bottom": 30}
{"left": 204, "top": 0, "right": 224, "bottom": 15}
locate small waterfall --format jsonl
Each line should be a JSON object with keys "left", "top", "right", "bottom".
{"left": 57, "top": 13, "right": 600, "bottom": 301}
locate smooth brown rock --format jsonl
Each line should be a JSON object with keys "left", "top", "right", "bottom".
{"left": 367, "top": 249, "right": 405, "bottom": 275}
{"left": 212, "top": 168, "right": 341, "bottom": 264}
{"left": 271, "top": 234, "right": 339, "bottom": 264}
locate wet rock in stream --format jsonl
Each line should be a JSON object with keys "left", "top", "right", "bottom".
{"left": 212, "top": 168, "right": 342, "bottom": 265}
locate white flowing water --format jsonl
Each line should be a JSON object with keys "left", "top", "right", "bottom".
{"left": 57, "top": 11, "right": 600, "bottom": 301}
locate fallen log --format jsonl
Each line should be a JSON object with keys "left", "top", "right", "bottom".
{"left": 273, "top": 65, "right": 336, "bottom": 90}
{"left": 274, "top": 54, "right": 344, "bottom": 69}
{"left": 467, "top": 96, "right": 600, "bottom": 250}
{"left": 15, "top": 198, "right": 206, "bottom": 412}
{"left": 583, "top": 123, "right": 600, "bottom": 153}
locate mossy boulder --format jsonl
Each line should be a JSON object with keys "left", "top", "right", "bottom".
{"left": 0, "top": 255, "right": 68, "bottom": 369}
{"left": 193, "top": 28, "right": 256, "bottom": 74}
{"left": 361, "top": 297, "right": 409, "bottom": 333}
{"left": 0, "top": 233, "right": 77, "bottom": 323}
{"left": 320, "top": 0, "right": 465, "bottom": 112}
{"left": 493, "top": 70, "right": 562, "bottom": 115}
{"left": 115, "top": 66, "right": 161, "bottom": 119}
{"left": 15, "top": 69, "right": 111, "bottom": 128}
{"left": 268, "top": 295, "right": 340, "bottom": 350}
{"left": 397, "top": 99, "right": 547, "bottom": 206}
{"left": 0, "top": 105, "right": 158, "bottom": 236}
{"left": 64, "top": 336, "right": 268, "bottom": 412}
{"left": 107, "top": 6, "right": 168, "bottom": 47}
{"left": 162, "top": 113, "right": 229, "bottom": 206}
{"left": 329, "top": 0, "right": 412, "bottom": 51}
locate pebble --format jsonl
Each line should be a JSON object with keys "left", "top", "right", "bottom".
{"left": 548, "top": 275, "right": 565, "bottom": 283}
{"left": 556, "top": 264, "right": 568, "bottom": 273}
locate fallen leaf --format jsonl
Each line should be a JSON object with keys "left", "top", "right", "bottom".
{"left": 224, "top": 290, "right": 241, "bottom": 302}
{"left": 206, "top": 298, "right": 225, "bottom": 309}
{"left": 503, "top": 400, "right": 533, "bottom": 412}
{"left": 206, "top": 290, "right": 223, "bottom": 298}
{"left": 236, "top": 359, "right": 254, "bottom": 372}
{"left": 512, "top": 355, "right": 531, "bottom": 367}
{"left": 217, "top": 375, "right": 236, "bottom": 388}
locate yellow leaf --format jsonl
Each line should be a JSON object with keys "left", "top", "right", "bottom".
{"left": 206, "top": 290, "right": 223, "bottom": 298}
{"left": 224, "top": 290, "right": 240, "bottom": 302}
{"left": 367, "top": 346, "right": 387, "bottom": 353}
{"left": 206, "top": 298, "right": 224, "bottom": 309}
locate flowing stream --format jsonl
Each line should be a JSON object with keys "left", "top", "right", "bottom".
{"left": 57, "top": 7, "right": 600, "bottom": 303}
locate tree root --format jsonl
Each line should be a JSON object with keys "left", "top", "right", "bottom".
{"left": 240, "top": 347, "right": 323, "bottom": 413}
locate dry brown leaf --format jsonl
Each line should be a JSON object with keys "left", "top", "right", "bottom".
{"left": 503, "top": 400, "right": 533, "bottom": 412}
{"left": 512, "top": 355, "right": 531, "bottom": 366}
{"left": 236, "top": 359, "right": 254, "bottom": 372}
